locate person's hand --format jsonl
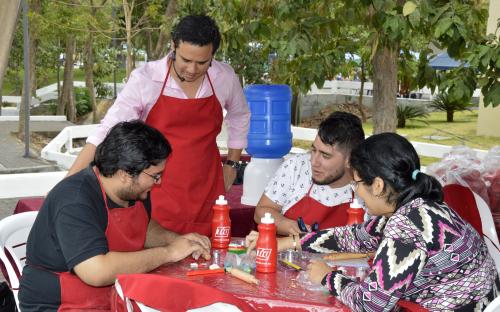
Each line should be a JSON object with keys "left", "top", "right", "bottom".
{"left": 245, "top": 230, "right": 259, "bottom": 253}
{"left": 277, "top": 218, "right": 304, "bottom": 236}
{"left": 182, "top": 232, "right": 211, "bottom": 250}
{"left": 166, "top": 236, "right": 211, "bottom": 263}
{"left": 306, "top": 259, "right": 332, "bottom": 285}
{"left": 182, "top": 233, "right": 211, "bottom": 260}
{"left": 222, "top": 165, "right": 237, "bottom": 192}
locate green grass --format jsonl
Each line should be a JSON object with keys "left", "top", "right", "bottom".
{"left": 395, "top": 111, "right": 498, "bottom": 151}
{"left": 293, "top": 110, "right": 500, "bottom": 166}
{"left": 2, "top": 77, "right": 21, "bottom": 96}
{"left": 2, "top": 67, "right": 127, "bottom": 96}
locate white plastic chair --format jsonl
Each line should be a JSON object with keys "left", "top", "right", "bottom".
{"left": 473, "top": 192, "right": 500, "bottom": 274}
{"left": 444, "top": 184, "right": 500, "bottom": 275}
{"left": 484, "top": 295, "right": 500, "bottom": 312}
{"left": 0, "top": 211, "right": 38, "bottom": 310}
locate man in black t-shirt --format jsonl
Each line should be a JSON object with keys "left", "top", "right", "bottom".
{"left": 19, "top": 121, "right": 212, "bottom": 311}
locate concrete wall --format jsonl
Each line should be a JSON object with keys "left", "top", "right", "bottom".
{"left": 477, "top": 0, "right": 500, "bottom": 137}
{"left": 299, "top": 93, "right": 433, "bottom": 119}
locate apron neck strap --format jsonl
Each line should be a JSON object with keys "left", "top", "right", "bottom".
{"left": 163, "top": 58, "right": 216, "bottom": 97}
{"left": 93, "top": 166, "right": 110, "bottom": 211}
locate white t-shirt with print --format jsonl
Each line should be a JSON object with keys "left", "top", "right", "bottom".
{"left": 264, "top": 153, "right": 353, "bottom": 215}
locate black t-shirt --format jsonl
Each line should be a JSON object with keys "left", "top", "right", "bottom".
{"left": 18, "top": 166, "right": 151, "bottom": 311}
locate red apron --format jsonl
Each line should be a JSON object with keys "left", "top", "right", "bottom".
{"left": 146, "top": 60, "right": 224, "bottom": 236}
{"left": 284, "top": 184, "right": 353, "bottom": 229}
{"left": 57, "top": 167, "right": 149, "bottom": 311}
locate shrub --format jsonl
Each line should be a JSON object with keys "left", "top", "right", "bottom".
{"left": 74, "top": 87, "right": 92, "bottom": 117}
{"left": 397, "top": 104, "right": 429, "bottom": 128}
{"left": 430, "top": 92, "right": 472, "bottom": 122}
{"left": 95, "top": 81, "right": 113, "bottom": 98}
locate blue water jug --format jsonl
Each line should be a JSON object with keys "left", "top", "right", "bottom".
{"left": 244, "top": 85, "right": 292, "bottom": 159}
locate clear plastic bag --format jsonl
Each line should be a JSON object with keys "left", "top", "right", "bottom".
{"left": 223, "top": 252, "right": 256, "bottom": 273}
{"left": 295, "top": 270, "right": 328, "bottom": 292}
{"left": 427, "top": 145, "right": 489, "bottom": 206}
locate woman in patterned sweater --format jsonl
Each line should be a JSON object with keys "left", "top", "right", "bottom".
{"left": 246, "top": 133, "right": 499, "bottom": 311}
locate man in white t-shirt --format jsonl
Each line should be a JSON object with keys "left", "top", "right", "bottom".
{"left": 254, "top": 112, "right": 365, "bottom": 235}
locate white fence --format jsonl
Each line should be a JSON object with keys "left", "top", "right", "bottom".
{"left": 0, "top": 171, "right": 67, "bottom": 198}
{"left": 291, "top": 127, "right": 488, "bottom": 159}
{"left": 0, "top": 124, "right": 488, "bottom": 199}
{"left": 41, "top": 124, "right": 488, "bottom": 171}
{"left": 41, "top": 124, "right": 98, "bottom": 169}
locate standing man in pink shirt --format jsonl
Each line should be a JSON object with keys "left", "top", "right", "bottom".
{"left": 68, "top": 15, "right": 250, "bottom": 236}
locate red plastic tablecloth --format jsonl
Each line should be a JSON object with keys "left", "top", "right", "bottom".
{"left": 14, "top": 196, "right": 44, "bottom": 215}
{"left": 113, "top": 250, "right": 350, "bottom": 311}
{"left": 14, "top": 185, "right": 256, "bottom": 237}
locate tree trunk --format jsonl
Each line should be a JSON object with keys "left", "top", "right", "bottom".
{"left": 145, "top": 29, "right": 153, "bottom": 60}
{"left": 18, "top": 0, "right": 40, "bottom": 140}
{"left": 371, "top": 44, "right": 398, "bottom": 134}
{"left": 84, "top": 4, "right": 98, "bottom": 123}
{"left": 357, "top": 59, "right": 367, "bottom": 122}
{"left": 152, "top": 0, "right": 177, "bottom": 60}
{"left": 30, "top": 0, "right": 41, "bottom": 94}
{"left": 0, "top": 81, "right": 3, "bottom": 115}
{"left": 397, "top": 117, "right": 405, "bottom": 128}
{"left": 29, "top": 22, "right": 37, "bottom": 94}
{"left": 123, "top": 0, "right": 134, "bottom": 79}
{"left": 0, "top": 0, "right": 21, "bottom": 102}
{"left": 291, "top": 93, "right": 300, "bottom": 126}
{"left": 59, "top": 37, "right": 76, "bottom": 122}
{"left": 84, "top": 33, "right": 97, "bottom": 123}
{"left": 447, "top": 110, "right": 454, "bottom": 122}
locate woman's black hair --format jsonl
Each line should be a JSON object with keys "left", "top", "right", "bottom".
{"left": 94, "top": 120, "right": 172, "bottom": 178}
{"left": 349, "top": 132, "right": 443, "bottom": 208}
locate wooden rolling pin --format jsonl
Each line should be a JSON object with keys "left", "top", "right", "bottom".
{"left": 323, "top": 252, "right": 374, "bottom": 261}
{"left": 226, "top": 268, "right": 259, "bottom": 285}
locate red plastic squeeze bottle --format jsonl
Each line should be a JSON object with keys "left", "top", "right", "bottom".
{"left": 211, "top": 195, "right": 231, "bottom": 249}
{"left": 256, "top": 213, "right": 277, "bottom": 273}
{"left": 347, "top": 198, "right": 365, "bottom": 225}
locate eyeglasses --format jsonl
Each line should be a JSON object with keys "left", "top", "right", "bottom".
{"left": 349, "top": 179, "right": 364, "bottom": 192}
{"left": 142, "top": 171, "right": 162, "bottom": 184}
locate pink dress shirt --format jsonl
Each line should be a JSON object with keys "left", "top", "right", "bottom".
{"left": 87, "top": 54, "right": 250, "bottom": 149}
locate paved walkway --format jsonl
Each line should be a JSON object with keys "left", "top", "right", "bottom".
{"left": 0, "top": 120, "right": 73, "bottom": 174}
{"left": 0, "top": 119, "right": 73, "bottom": 258}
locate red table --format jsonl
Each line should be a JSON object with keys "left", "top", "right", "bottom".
{"left": 113, "top": 249, "right": 351, "bottom": 311}
{"left": 14, "top": 185, "right": 257, "bottom": 237}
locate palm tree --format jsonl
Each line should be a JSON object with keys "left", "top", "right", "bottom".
{"left": 397, "top": 103, "right": 429, "bottom": 128}
{"left": 430, "top": 92, "right": 472, "bottom": 122}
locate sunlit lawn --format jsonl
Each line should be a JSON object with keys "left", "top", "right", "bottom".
{"left": 294, "top": 110, "right": 500, "bottom": 166}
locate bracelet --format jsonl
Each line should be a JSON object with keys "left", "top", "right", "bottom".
{"left": 223, "top": 159, "right": 241, "bottom": 170}
{"left": 292, "top": 234, "right": 297, "bottom": 251}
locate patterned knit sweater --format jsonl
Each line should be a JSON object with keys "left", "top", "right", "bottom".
{"left": 300, "top": 198, "right": 499, "bottom": 311}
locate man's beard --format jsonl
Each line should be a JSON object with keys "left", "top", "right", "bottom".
{"left": 117, "top": 183, "right": 147, "bottom": 202}
{"left": 312, "top": 169, "right": 345, "bottom": 186}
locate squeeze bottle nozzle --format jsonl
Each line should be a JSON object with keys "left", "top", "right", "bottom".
{"left": 261, "top": 212, "right": 275, "bottom": 224}
{"left": 216, "top": 195, "right": 228, "bottom": 205}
